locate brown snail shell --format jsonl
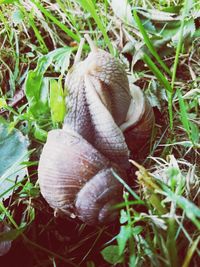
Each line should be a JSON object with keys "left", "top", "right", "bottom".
{"left": 38, "top": 127, "right": 125, "bottom": 225}
{"left": 38, "top": 35, "right": 155, "bottom": 225}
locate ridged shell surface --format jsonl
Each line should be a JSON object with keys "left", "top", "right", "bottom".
{"left": 38, "top": 128, "right": 125, "bottom": 224}
{"left": 64, "top": 49, "right": 131, "bottom": 167}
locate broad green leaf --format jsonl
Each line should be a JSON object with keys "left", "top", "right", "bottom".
{"left": 0, "top": 118, "right": 29, "bottom": 201}
{"left": 39, "top": 46, "right": 72, "bottom": 75}
{"left": 25, "top": 71, "right": 43, "bottom": 103}
{"left": 51, "top": 47, "right": 72, "bottom": 76}
{"left": 24, "top": 47, "right": 72, "bottom": 118}
{"left": 50, "top": 79, "right": 66, "bottom": 123}
{"left": 101, "top": 245, "right": 123, "bottom": 264}
{"left": 25, "top": 74, "right": 49, "bottom": 118}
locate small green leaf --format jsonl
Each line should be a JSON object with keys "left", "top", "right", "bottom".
{"left": 52, "top": 48, "right": 72, "bottom": 76}
{"left": 50, "top": 79, "right": 66, "bottom": 123}
{"left": 33, "top": 124, "right": 47, "bottom": 142}
{"left": 19, "top": 181, "right": 40, "bottom": 198}
{"left": 101, "top": 245, "right": 123, "bottom": 264}
{"left": 120, "top": 209, "right": 128, "bottom": 224}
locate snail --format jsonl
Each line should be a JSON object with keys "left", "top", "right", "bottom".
{"left": 38, "top": 35, "right": 154, "bottom": 225}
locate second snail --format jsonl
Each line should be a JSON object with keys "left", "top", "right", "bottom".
{"left": 38, "top": 35, "right": 155, "bottom": 225}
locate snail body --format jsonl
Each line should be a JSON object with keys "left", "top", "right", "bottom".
{"left": 64, "top": 39, "right": 131, "bottom": 166}
{"left": 120, "top": 85, "right": 155, "bottom": 153}
{"left": 38, "top": 35, "right": 154, "bottom": 225}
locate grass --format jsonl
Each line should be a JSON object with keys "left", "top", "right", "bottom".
{"left": 0, "top": 0, "right": 199, "bottom": 266}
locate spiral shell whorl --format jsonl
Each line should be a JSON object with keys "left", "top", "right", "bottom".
{"left": 38, "top": 128, "right": 125, "bottom": 224}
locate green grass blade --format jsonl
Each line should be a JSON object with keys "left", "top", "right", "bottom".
{"left": 171, "top": 0, "right": 191, "bottom": 90}
{"left": 28, "top": 11, "right": 49, "bottom": 53}
{"left": 182, "top": 236, "right": 200, "bottom": 267}
{"left": 133, "top": 9, "right": 172, "bottom": 77}
{"left": 31, "top": 0, "right": 80, "bottom": 42}
{"left": 56, "top": 0, "right": 80, "bottom": 36}
{"left": 19, "top": 1, "right": 48, "bottom": 52}
{"left": 142, "top": 53, "right": 173, "bottom": 129}
{"left": 77, "top": 0, "right": 113, "bottom": 54}
{"left": 177, "top": 90, "right": 190, "bottom": 133}
{"left": 177, "top": 89, "right": 193, "bottom": 144}
{"left": 142, "top": 53, "right": 172, "bottom": 93}
{"left": 111, "top": 169, "right": 143, "bottom": 201}
{"left": 167, "top": 218, "right": 179, "bottom": 267}
{"left": 169, "top": 0, "right": 191, "bottom": 130}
